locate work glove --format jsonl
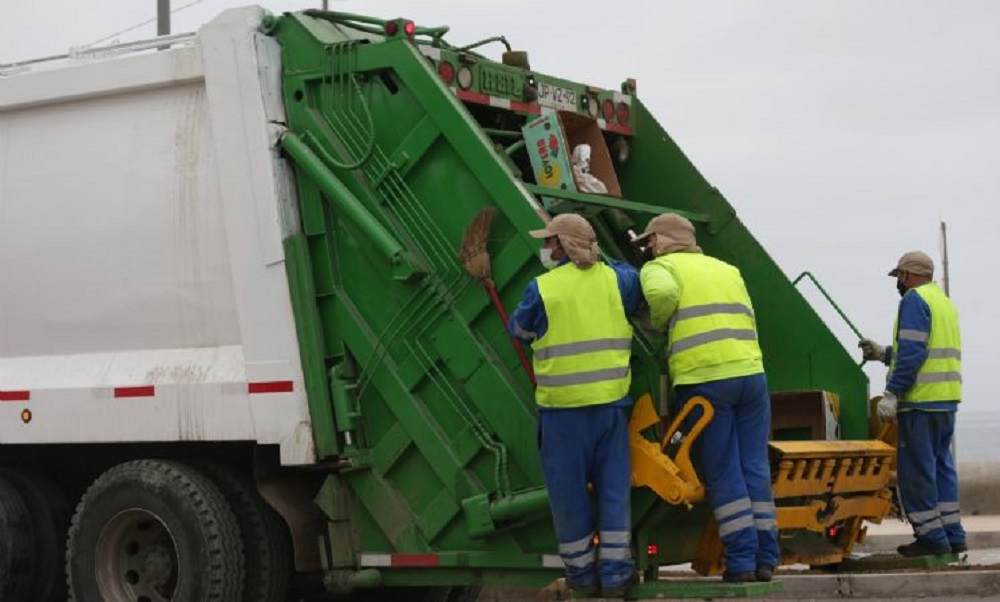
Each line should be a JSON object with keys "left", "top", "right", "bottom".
{"left": 859, "top": 338, "right": 886, "bottom": 363}
{"left": 877, "top": 392, "right": 898, "bottom": 423}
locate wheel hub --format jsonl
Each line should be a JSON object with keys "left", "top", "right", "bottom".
{"left": 96, "top": 510, "right": 179, "bottom": 602}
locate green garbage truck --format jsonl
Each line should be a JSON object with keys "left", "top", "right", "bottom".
{"left": 0, "top": 6, "right": 894, "bottom": 601}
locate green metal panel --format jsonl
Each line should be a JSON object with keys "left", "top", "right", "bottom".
{"left": 272, "top": 13, "right": 562, "bottom": 565}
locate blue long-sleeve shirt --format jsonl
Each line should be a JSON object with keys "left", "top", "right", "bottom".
{"left": 508, "top": 259, "right": 643, "bottom": 408}
{"left": 887, "top": 285, "right": 957, "bottom": 412}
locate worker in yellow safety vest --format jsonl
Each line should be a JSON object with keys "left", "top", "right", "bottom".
{"left": 508, "top": 213, "right": 642, "bottom": 598}
{"left": 634, "top": 213, "right": 779, "bottom": 583}
{"left": 859, "top": 250, "right": 965, "bottom": 557}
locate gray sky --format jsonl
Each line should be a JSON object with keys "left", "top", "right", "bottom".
{"left": 3, "top": 1, "right": 999, "bottom": 412}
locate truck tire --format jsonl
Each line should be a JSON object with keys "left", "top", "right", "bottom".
{"left": 1, "top": 470, "right": 70, "bottom": 602}
{"left": 66, "top": 459, "right": 245, "bottom": 602}
{"left": 0, "top": 473, "right": 35, "bottom": 602}
{"left": 199, "top": 463, "right": 292, "bottom": 602}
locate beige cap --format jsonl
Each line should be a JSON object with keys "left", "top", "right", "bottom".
{"left": 529, "top": 213, "right": 599, "bottom": 268}
{"left": 529, "top": 213, "right": 595, "bottom": 240}
{"left": 888, "top": 250, "right": 934, "bottom": 277}
{"left": 635, "top": 213, "right": 701, "bottom": 255}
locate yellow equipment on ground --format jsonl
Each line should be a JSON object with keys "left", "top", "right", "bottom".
{"left": 629, "top": 393, "right": 897, "bottom": 574}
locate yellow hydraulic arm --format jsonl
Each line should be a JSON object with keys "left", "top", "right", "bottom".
{"left": 629, "top": 393, "right": 713, "bottom": 507}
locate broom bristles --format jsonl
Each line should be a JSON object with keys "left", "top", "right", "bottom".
{"left": 460, "top": 207, "right": 498, "bottom": 280}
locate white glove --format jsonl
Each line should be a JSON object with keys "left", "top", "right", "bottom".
{"left": 859, "top": 338, "right": 886, "bottom": 363}
{"left": 877, "top": 392, "right": 898, "bottom": 422}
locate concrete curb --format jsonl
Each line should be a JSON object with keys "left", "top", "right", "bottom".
{"left": 484, "top": 570, "right": 1000, "bottom": 600}
{"left": 772, "top": 569, "right": 1000, "bottom": 599}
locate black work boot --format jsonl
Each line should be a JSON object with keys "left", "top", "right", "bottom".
{"left": 601, "top": 572, "right": 638, "bottom": 598}
{"left": 568, "top": 582, "right": 600, "bottom": 598}
{"left": 897, "top": 540, "right": 951, "bottom": 557}
{"left": 722, "top": 571, "right": 756, "bottom": 583}
{"left": 755, "top": 565, "right": 774, "bottom": 582}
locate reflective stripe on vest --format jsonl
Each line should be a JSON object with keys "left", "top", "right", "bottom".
{"left": 890, "top": 283, "right": 962, "bottom": 403}
{"left": 654, "top": 254, "right": 762, "bottom": 384}
{"left": 533, "top": 263, "right": 633, "bottom": 408}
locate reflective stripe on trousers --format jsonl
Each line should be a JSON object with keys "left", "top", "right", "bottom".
{"left": 600, "top": 530, "right": 630, "bottom": 545}
{"left": 908, "top": 508, "right": 945, "bottom": 536}
{"left": 915, "top": 518, "right": 945, "bottom": 536}
{"left": 715, "top": 497, "right": 755, "bottom": 537}
{"left": 599, "top": 530, "right": 631, "bottom": 561}
{"left": 940, "top": 502, "right": 962, "bottom": 526}
{"left": 558, "top": 532, "right": 596, "bottom": 569}
{"left": 752, "top": 501, "right": 777, "bottom": 531}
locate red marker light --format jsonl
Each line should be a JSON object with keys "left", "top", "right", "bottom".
{"left": 616, "top": 102, "right": 630, "bottom": 124}
{"left": 384, "top": 21, "right": 399, "bottom": 36}
{"left": 602, "top": 99, "right": 614, "bottom": 121}
{"left": 438, "top": 62, "right": 455, "bottom": 85}
{"left": 403, "top": 21, "right": 416, "bottom": 36}
{"left": 647, "top": 544, "right": 658, "bottom": 556}
{"left": 828, "top": 527, "right": 839, "bottom": 538}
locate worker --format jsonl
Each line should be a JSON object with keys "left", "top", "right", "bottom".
{"left": 635, "top": 213, "right": 779, "bottom": 583}
{"left": 859, "top": 251, "right": 966, "bottom": 557}
{"left": 508, "top": 213, "right": 641, "bottom": 597}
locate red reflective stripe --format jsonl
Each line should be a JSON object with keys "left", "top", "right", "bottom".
{"left": 115, "top": 386, "right": 155, "bottom": 398}
{"left": 510, "top": 100, "right": 542, "bottom": 115}
{"left": 0, "top": 391, "right": 30, "bottom": 402}
{"left": 456, "top": 89, "right": 490, "bottom": 105}
{"left": 248, "top": 381, "right": 294, "bottom": 394}
{"left": 603, "top": 122, "right": 634, "bottom": 136}
{"left": 391, "top": 554, "right": 439, "bottom": 568}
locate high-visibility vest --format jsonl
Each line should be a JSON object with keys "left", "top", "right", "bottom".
{"left": 533, "top": 262, "right": 633, "bottom": 408}
{"left": 654, "top": 253, "right": 763, "bottom": 386}
{"left": 891, "top": 283, "right": 962, "bottom": 403}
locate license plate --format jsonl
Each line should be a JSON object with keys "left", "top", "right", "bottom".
{"left": 537, "top": 82, "right": 577, "bottom": 112}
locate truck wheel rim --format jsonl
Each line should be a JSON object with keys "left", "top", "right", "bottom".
{"left": 95, "top": 509, "right": 179, "bottom": 602}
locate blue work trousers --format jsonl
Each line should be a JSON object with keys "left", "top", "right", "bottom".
{"left": 897, "top": 410, "right": 965, "bottom": 548}
{"left": 538, "top": 403, "right": 634, "bottom": 591}
{"left": 675, "top": 373, "right": 780, "bottom": 575}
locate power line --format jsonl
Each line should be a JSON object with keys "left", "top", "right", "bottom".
{"left": 80, "top": 0, "right": 207, "bottom": 50}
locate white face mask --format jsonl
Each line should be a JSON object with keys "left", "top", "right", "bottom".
{"left": 539, "top": 248, "right": 560, "bottom": 270}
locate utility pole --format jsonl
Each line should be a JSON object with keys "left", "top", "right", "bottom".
{"left": 940, "top": 219, "right": 957, "bottom": 462}
{"left": 157, "top": 0, "right": 171, "bottom": 36}
{"left": 940, "top": 220, "right": 950, "bottom": 296}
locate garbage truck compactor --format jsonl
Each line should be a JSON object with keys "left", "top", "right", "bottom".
{"left": 0, "top": 6, "right": 894, "bottom": 601}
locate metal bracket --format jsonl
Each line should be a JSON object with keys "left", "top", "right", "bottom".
{"left": 522, "top": 184, "right": 709, "bottom": 222}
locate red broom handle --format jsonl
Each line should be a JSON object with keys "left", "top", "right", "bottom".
{"left": 483, "top": 280, "right": 536, "bottom": 387}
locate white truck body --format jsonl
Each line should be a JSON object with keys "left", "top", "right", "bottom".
{"left": 0, "top": 7, "right": 315, "bottom": 465}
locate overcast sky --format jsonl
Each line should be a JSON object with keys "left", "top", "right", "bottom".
{"left": 2, "top": 1, "right": 998, "bottom": 415}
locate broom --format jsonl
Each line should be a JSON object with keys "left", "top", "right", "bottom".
{"left": 460, "top": 207, "right": 536, "bottom": 386}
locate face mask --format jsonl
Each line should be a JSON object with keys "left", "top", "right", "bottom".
{"left": 539, "top": 248, "right": 560, "bottom": 270}
{"left": 896, "top": 278, "right": 907, "bottom": 297}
